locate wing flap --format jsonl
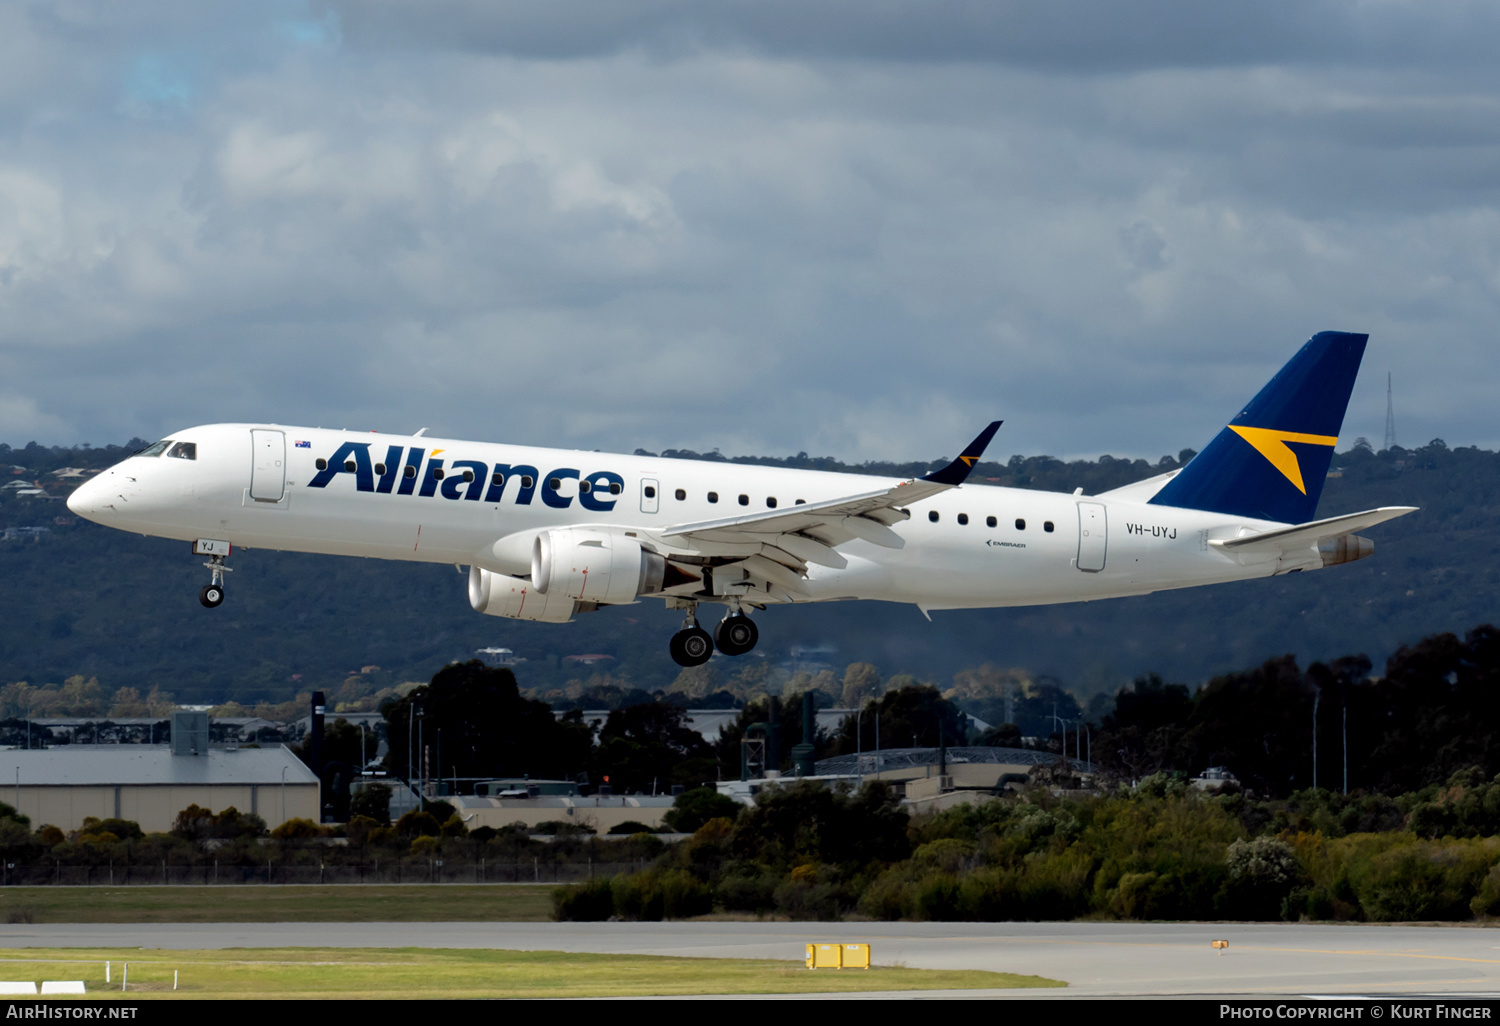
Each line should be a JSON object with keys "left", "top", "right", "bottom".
{"left": 659, "top": 422, "right": 1001, "bottom": 556}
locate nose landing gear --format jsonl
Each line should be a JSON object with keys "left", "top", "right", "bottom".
{"left": 194, "top": 539, "right": 233, "bottom": 609}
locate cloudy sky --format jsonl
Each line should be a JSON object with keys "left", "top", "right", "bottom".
{"left": 1, "top": 1, "right": 1495, "bottom": 463}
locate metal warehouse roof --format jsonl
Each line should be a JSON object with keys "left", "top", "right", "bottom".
{"left": 0, "top": 746, "right": 319, "bottom": 787}
{"left": 815, "top": 746, "right": 1094, "bottom": 775}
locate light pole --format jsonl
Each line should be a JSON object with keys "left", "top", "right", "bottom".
{"left": 417, "top": 707, "right": 426, "bottom": 800}
{"left": 855, "top": 705, "right": 863, "bottom": 783}
{"left": 1312, "top": 686, "right": 1320, "bottom": 791}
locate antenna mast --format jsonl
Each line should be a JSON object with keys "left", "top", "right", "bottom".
{"left": 1383, "top": 372, "right": 1398, "bottom": 451}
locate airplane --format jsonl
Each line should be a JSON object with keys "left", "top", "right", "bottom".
{"left": 67, "top": 331, "right": 1416, "bottom": 667}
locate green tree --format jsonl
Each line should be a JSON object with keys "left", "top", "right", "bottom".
{"left": 828, "top": 684, "right": 969, "bottom": 756}
{"left": 350, "top": 782, "right": 393, "bottom": 826}
{"left": 381, "top": 661, "right": 594, "bottom": 784}
{"left": 663, "top": 787, "right": 742, "bottom": 833}
{"left": 591, "top": 702, "right": 715, "bottom": 793}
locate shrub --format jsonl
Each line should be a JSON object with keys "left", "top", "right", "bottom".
{"left": 607, "top": 820, "right": 658, "bottom": 835}
{"left": 553, "top": 878, "right": 615, "bottom": 921}
{"left": 772, "top": 878, "right": 844, "bottom": 921}
{"left": 532, "top": 820, "right": 596, "bottom": 836}
{"left": 663, "top": 788, "right": 742, "bottom": 833}
{"left": 270, "top": 818, "right": 324, "bottom": 840}
{"left": 612, "top": 871, "right": 664, "bottom": 921}
{"left": 911, "top": 872, "right": 963, "bottom": 921}
{"left": 857, "top": 870, "right": 913, "bottom": 920}
{"left": 346, "top": 815, "right": 381, "bottom": 846}
{"left": 716, "top": 864, "right": 778, "bottom": 913}
{"left": 394, "top": 810, "right": 440, "bottom": 838}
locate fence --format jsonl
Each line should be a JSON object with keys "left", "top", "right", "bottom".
{"left": 1, "top": 859, "right": 651, "bottom": 886}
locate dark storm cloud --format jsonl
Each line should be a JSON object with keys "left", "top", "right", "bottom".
{"left": 0, "top": 1, "right": 1493, "bottom": 462}
{"left": 330, "top": 1, "right": 1500, "bottom": 72}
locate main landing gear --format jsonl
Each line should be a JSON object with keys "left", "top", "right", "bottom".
{"left": 668, "top": 601, "right": 760, "bottom": 667}
{"left": 194, "top": 539, "right": 233, "bottom": 609}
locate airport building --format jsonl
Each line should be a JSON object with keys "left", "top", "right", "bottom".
{"left": 0, "top": 735, "right": 320, "bottom": 834}
{"left": 443, "top": 791, "right": 677, "bottom": 833}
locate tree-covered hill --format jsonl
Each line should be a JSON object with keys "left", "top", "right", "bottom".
{"left": 0, "top": 437, "right": 1490, "bottom": 705}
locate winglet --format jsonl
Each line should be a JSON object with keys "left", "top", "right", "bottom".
{"left": 922, "top": 421, "right": 1002, "bottom": 486}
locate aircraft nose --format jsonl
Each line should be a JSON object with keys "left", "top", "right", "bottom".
{"left": 66, "top": 474, "right": 109, "bottom": 520}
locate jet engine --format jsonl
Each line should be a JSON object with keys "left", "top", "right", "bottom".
{"left": 531, "top": 528, "right": 667, "bottom": 605}
{"left": 468, "top": 566, "right": 578, "bottom": 623}
{"left": 1318, "top": 533, "right": 1375, "bottom": 567}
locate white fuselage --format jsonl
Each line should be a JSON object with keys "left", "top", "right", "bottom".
{"left": 66, "top": 423, "right": 1321, "bottom": 612}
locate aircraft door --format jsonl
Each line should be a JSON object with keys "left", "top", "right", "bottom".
{"left": 1076, "top": 501, "right": 1106, "bottom": 572}
{"left": 249, "top": 429, "right": 286, "bottom": 503}
{"left": 641, "top": 478, "right": 660, "bottom": 514}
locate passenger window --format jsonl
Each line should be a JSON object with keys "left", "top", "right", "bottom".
{"left": 547, "top": 477, "right": 560, "bottom": 489}
{"left": 344, "top": 460, "right": 358, "bottom": 473}
{"left": 928, "top": 510, "right": 939, "bottom": 523}
{"left": 521, "top": 475, "right": 534, "bottom": 488}
{"left": 643, "top": 485, "right": 656, "bottom": 499}
{"left": 404, "top": 465, "right": 418, "bottom": 479}
{"left": 579, "top": 479, "right": 591, "bottom": 493}
{"left": 375, "top": 463, "right": 387, "bottom": 475}
{"left": 986, "top": 516, "right": 997, "bottom": 528}
{"left": 1015, "top": 518, "right": 1026, "bottom": 530}
{"left": 675, "top": 488, "right": 686, "bottom": 501}
{"left": 1044, "top": 521, "right": 1054, "bottom": 533}
{"left": 491, "top": 472, "right": 505, "bottom": 486}
{"left": 136, "top": 440, "right": 172, "bottom": 458}
{"left": 316, "top": 458, "right": 328, "bottom": 471}
{"left": 462, "top": 469, "right": 475, "bottom": 483}
{"left": 738, "top": 494, "right": 749, "bottom": 506}
{"left": 167, "top": 442, "right": 197, "bottom": 461}
{"left": 609, "top": 482, "right": 622, "bottom": 495}
{"left": 767, "top": 497, "right": 777, "bottom": 508}
{"left": 795, "top": 499, "right": 805, "bottom": 505}
{"left": 957, "top": 513, "right": 969, "bottom": 526}
{"left": 708, "top": 492, "right": 719, "bottom": 503}
{"left": 433, "top": 468, "right": 445, "bottom": 480}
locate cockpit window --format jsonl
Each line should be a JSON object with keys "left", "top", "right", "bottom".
{"left": 136, "top": 440, "right": 172, "bottom": 458}
{"left": 167, "top": 442, "right": 197, "bottom": 461}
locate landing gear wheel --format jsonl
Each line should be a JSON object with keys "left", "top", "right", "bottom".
{"left": 713, "top": 614, "right": 759, "bottom": 656}
{"left": 199, "top": 584, "right": 225, "bottom": 608}
{"left": 669, "top": 625, "right": 714, "bottom": 667}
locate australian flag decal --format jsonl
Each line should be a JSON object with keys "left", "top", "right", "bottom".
{"left": 294, "top": 440, "right": 311, "bottom": 448}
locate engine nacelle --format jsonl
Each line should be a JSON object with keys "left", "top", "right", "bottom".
{"left": 468, "top": 566, "right": 578, "bottom": 623}
{"left": 531, "top": 528, "right": 666, "bottom": 605}
{"left": 1319, "top": 533, "right": 1374, "bottom": 567}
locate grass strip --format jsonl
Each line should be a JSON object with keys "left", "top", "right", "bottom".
{"left": 0, "top": 946, "right": 1064, "bottom": 998}
{"left": 0, "top": 885, "right": 554, "bottom": 923}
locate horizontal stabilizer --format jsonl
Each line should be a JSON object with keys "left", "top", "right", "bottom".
{"left": 1210, "top": 506, "right": 1417, "bottom": 560}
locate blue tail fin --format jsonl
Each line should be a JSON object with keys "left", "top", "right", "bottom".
{"left": 1148, "top": 331, "right": 1367, "bottom": 524}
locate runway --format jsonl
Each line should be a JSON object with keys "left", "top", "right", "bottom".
{"left": 4, "top": 921, "right": 1500, "bottom": 997}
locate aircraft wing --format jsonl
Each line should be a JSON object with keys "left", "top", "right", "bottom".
{"left": 1209, "top": 505, "right": 1418, "bottom": 565}
{"left": 655, "top": 422, "right": 1001, "bottom": 588}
